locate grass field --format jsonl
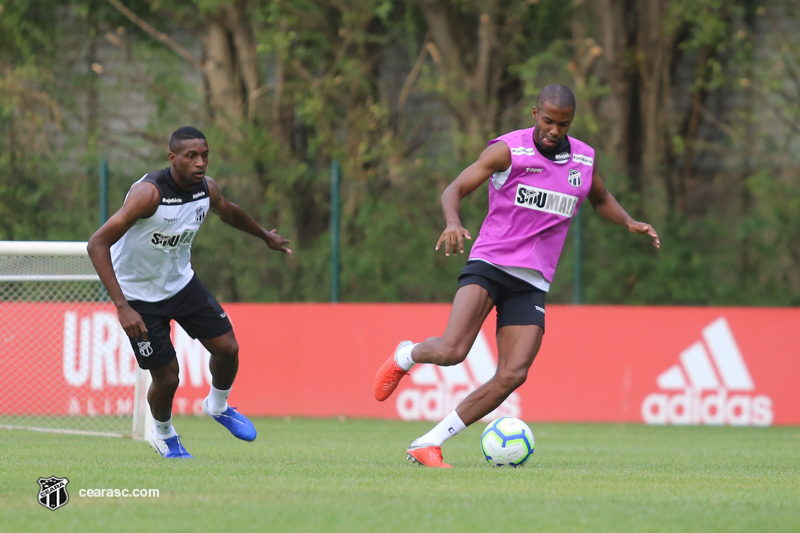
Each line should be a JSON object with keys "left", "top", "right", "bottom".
{"left": 2, "top": 417, "right": 799, "bottom": 532}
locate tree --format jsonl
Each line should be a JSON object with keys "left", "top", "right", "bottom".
{"left": 5, "top": 0, "right": 800, "bottom": 305}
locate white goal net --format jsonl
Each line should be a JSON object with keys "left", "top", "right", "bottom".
{"left": 0, "top": 241, "right": 149, "bottom": 439}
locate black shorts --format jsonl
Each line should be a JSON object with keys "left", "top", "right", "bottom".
{"left": 458, "top": 260, "right": 546, "bottom": 333}
{"left": 126, "top": 275, "right": 233, "bottom": 370}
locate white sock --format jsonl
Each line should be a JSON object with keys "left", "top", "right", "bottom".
{"left": 395, "top": 342, "right": 418, "bottom": 371}
{"left": 206, "top": 385, "right": 230, "bottom": 414}
{"left": 415, "top": 410, "right": 467, "bottom": 447}
{"left": 152, "top": 415, "right": 177, "bottom": 439}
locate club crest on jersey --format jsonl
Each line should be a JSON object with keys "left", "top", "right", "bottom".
{"left": 568, "top": 169, "right": 582, "bottom": 187}
{"left": 195, "top": 207, "right": 206, "bottom": 222}
{"left": 515, "top": 184, "right": 578, "bottom": 218}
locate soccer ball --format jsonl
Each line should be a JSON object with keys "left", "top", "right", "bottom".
{"left": 480, "top": 417, "right": 535, "bottom": 467}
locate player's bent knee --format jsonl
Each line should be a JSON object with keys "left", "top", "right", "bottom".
{"left": 153, "top": 372, "right": 180, "bottom": 393}
{"left": 224, "top": 343, "right": 239, "bottom": 360}
{"left": 150, "top": 361, "right": 180, "bottom": 391}
{"left": 436, "top": 344, "right": 470, "bottom": 366}
{"left": 223, "top": 340, "right": 239, "bottom": 359}
{"left": 208, "top": 338, "right": 239, "bottom": 360}
{"left": 496, "top": 368, "right": 528, "bottom": 390}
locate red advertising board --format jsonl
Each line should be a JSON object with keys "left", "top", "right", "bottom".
{"left": 1, "top": 303, "right": 798, "bottom": 425}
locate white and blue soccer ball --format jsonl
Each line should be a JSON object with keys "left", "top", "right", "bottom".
{"left": 481, "top": 417, "right": 535, "bottom": 467}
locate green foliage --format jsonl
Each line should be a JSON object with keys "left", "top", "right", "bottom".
{"left": 737, "top": 170, "right": 800, "bottom": 305}
{"left": 3, "top": 0, "right": 800, "bottom": 306}
{"left": 0, "top": 2, "right": 80, "bottom": 239}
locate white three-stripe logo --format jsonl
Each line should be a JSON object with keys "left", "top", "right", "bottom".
{"left": 641, "top": 316, "right": 773, "bottom": 426}
{"left": 656, "top": 317, "right": 753, "bottom": 391}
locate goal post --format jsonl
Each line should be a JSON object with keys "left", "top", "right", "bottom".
{"left": 0, "top": 241, "right": 150, "bottom": 439}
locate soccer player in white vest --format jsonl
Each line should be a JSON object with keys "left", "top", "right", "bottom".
{"left": 374, "top": 85, "right": 660, "bottom": 467}
{"left": 88, "top": 127, "right": 291, "bottom": 458}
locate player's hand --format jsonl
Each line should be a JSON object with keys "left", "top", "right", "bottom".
{"left": 628, "top": 221, "right": 660, "bottom": 249}
{"left": 117, "top": 303, "right": 148, "bottom": 340}
{"left": 265, "top": 228, "right": 292, "bottom": 254}
{"left": 435, "top": 224, "right": 472, "bottom": 256}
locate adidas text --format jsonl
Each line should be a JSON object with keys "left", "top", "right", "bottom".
{"left": 642, "top": 389, "right": 772, "bottom": 426}
{"left": 641, "top": 317, "right": 773, "bottom": 426}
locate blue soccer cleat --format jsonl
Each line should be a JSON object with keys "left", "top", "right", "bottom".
{"left": 202, "top": 398, "right": 257, "bottom": 442}
{"left": 149, "top": 434, "right": 194, "bottom": 459}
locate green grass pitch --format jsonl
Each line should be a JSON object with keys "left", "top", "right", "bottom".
{"left": 2, "top": 418, "right": 798, "bottom": 532}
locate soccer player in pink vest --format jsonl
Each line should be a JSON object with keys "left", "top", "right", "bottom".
{"left": 374, "top": 84, "right": 660, "bottom": 467}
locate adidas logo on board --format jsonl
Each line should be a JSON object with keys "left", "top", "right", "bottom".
{"left": 641, "top": 317, "right": 772, "bottom": 426}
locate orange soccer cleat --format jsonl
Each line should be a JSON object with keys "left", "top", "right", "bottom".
{"left": 373, "top": 340, "right": 413, "bottom": 401}
{"left": 406, "top": 445, "right": 452, "bottom": 468}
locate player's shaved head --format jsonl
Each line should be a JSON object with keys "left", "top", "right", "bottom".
{"left": 536, "top": 84, "right": 576, "bottom": 113}
{"left": 169, "top": 127, "right": 206, "bottom": 153}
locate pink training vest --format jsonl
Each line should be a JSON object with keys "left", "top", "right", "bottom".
{"left": 468, "top": 127, "right": 595, "bottom": 282}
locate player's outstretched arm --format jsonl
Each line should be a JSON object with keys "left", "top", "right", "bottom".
{"left": 436, "top": 142, "right": 512, "bottom": 256}
{"left": 87, "top": 182, "right": 160, "bottom": 339}
{"left": 587, "top": 169, "right": 661, "bottom": 249}
{"left": 207, "top": 177, "right": 292, "bottom": 253}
